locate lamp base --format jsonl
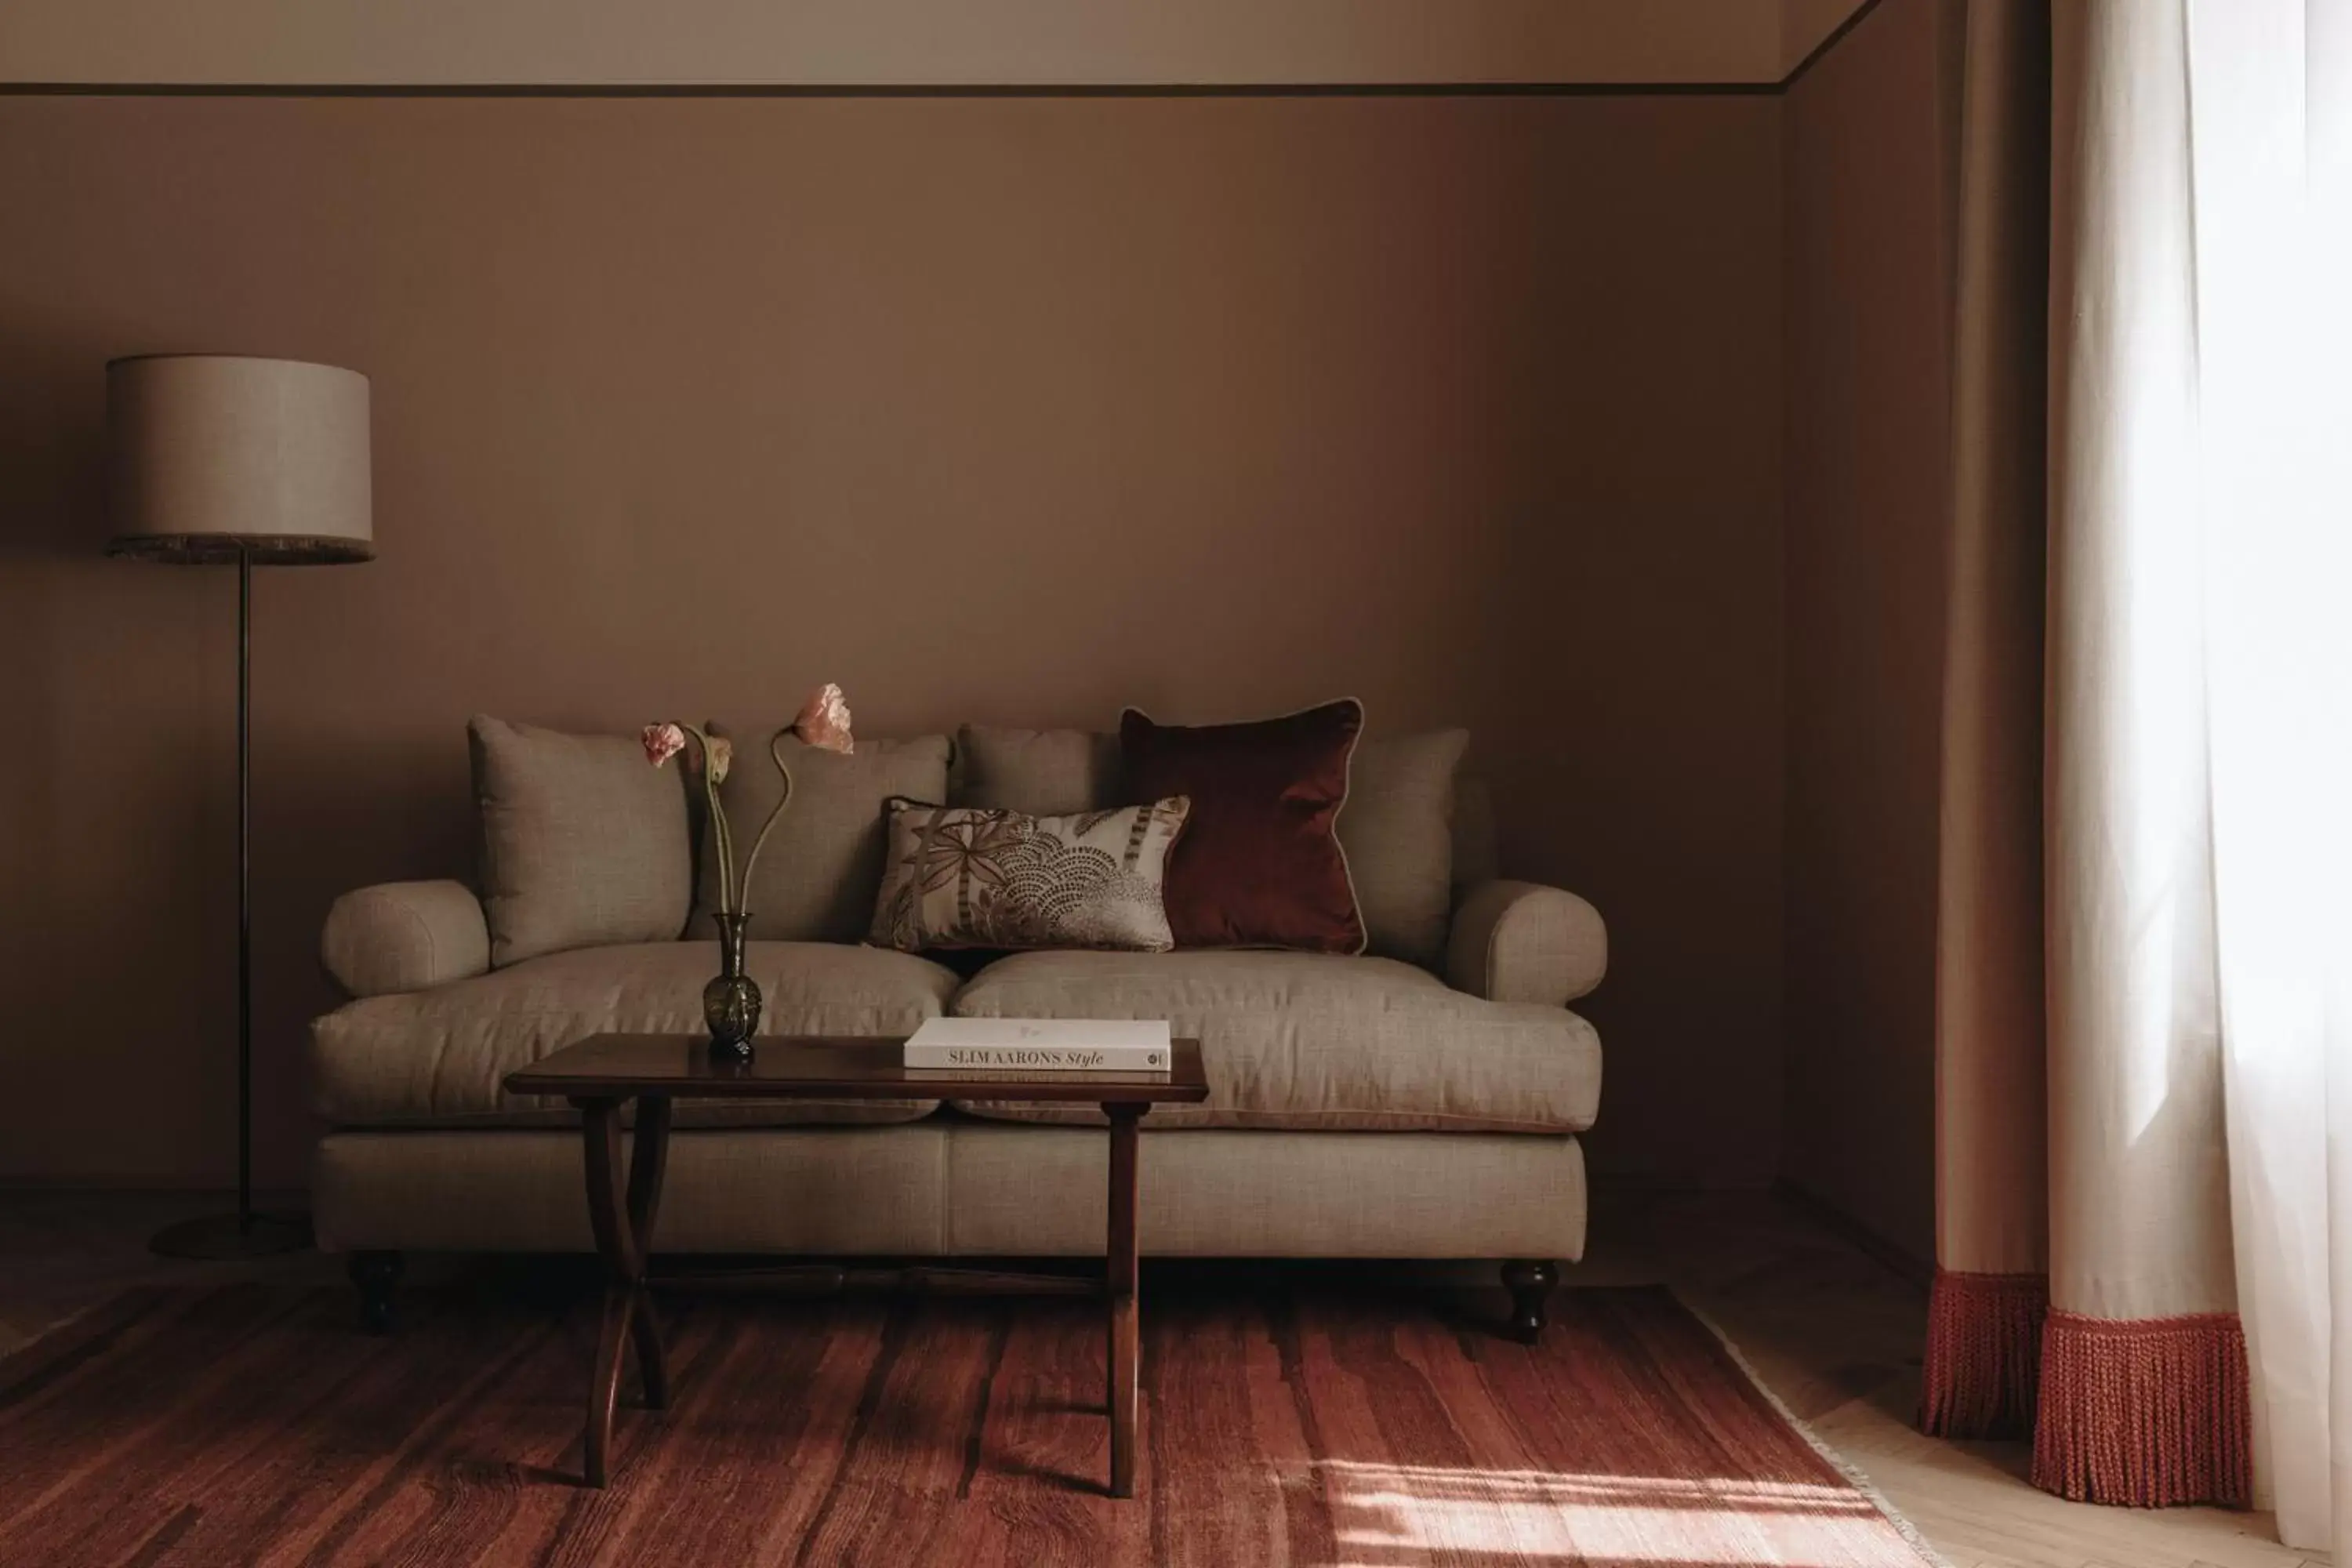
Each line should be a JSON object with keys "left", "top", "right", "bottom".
{"left": 149, "top": 1210, "right": 313, "bottom": 1260}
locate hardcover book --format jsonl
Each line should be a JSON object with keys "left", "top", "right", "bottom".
{"left": 902, "top": 1017, "right": 1172, "bottom": 1073}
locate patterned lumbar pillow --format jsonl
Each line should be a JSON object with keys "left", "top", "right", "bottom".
{"left": 869, "top": 797, "right": 1191, "bottom": 953}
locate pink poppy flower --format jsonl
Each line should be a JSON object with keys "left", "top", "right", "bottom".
{"left": 793, "top": 684, "right": 855, "bottom": 755}
{"left": 642, "top": 722, "right": 686, "bottom": 768}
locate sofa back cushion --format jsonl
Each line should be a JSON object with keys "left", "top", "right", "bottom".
{"left": 1337, "top": 729, "right": 1469, "bottom": 967}
{"left": 701, "top": 731, "right": 952, "bottom": 942}
{"left": 468, "top": 715, "right": 692, "bottom": 967}
{"left": 953, "top": 725, "right": 1122, "bottom": 815}
{"left": 1453, "top": 773, "right": 1499, "bottom": 890}
{"left": 954, "top": 721, "right": 1473, "bottom": 968}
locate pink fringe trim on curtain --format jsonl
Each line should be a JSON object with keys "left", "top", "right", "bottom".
{"left": 2030, "top": 1309, "right": 2252, "bottom": 1508}
{"left": 1921, "top": 1269, "right": 2048, "bottom": 1439}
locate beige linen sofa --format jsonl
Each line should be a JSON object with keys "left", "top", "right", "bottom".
{"left": 309, "top": 722, "right": 1606, "bottom": 1336}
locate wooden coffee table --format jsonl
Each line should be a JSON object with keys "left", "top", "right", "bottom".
{"left": 503, "top": 1033, "right": 1209, "bottom": 1494}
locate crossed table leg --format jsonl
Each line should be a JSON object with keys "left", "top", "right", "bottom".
{"left": 564, "top": 1092, "right": 1147, "bottom": 1496}
{"left": 570, "top": 1094, "right": 671, "bottom": 1489}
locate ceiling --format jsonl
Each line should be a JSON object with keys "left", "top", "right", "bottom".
{"left": 0, "top": 0, "right": 1874, "bottom": 88}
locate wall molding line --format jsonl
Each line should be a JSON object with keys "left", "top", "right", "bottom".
{"left": 1782, "top": 0, "right": 1892, "bottom": 88}
{"left": 0, "top": 79, "right": 1783, "bottom": 99}
{"left": 0, "top": 0, "right": 1890, "bottom": 100}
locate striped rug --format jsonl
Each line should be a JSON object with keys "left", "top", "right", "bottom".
{"left": 0, "top": 1279, "right": 1940, "bottom": 1566}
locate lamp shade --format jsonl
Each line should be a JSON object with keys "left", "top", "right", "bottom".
{"left": 106, "top": 355, "right": 372, "bottom": 564}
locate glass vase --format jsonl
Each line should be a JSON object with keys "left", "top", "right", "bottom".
{"left": 702, "top": 912, "right": 760, "bottom": 1064}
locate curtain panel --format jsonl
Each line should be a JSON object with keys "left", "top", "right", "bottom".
{"left": 1925, "top": 0, "right": 2352, "bottom": 1542}
{"left": 1922, "top": 0, "right": 2052, "bottom": 1446}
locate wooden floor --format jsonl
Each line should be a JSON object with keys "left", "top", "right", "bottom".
{"left": 0, "top": 1185, "right": 2320, "bottom": 1568}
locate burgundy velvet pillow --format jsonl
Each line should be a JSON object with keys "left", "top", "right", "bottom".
{"left": 1120, "top": 700, "right": 1367, "bottom": 954}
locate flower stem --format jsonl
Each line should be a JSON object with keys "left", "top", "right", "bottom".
{"left": 710, "top": 775, "right": 735, "bottom": 914}
{"left": 738, "top": 727, "right": 799, "bottom": 900}
{"left": 679, "top": 723, "right": 735, "bottom": 915}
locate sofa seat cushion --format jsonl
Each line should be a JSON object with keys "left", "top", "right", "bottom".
{"left": 949, "top": 950, "right": 1599, "bottom": 1133}
{"left": 313, "top": 940, "right": 959, "bottom": 1129}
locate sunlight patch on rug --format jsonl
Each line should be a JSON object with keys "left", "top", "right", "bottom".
{"left": 1323, "top": 1461, "right": 1903, "bottom": 1566}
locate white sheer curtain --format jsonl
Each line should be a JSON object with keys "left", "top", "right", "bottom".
{"left": 2192, "top": 0, "right": 2352, "bottom": 1554}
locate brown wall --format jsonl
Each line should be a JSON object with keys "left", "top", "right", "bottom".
{"left": 1779, "top": 0, "right": 1958, "bottom": 1263}
{"left": 0, "top": 93, "right": 1784, "bottom": 1192}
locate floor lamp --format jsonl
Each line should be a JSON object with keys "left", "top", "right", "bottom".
{"left": 106, "top": 355, "right": 374, "bottom": 1259}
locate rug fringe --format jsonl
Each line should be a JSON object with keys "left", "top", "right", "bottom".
{"left": 1919, "top": 1269, "right": 2046, "bottom": 1439}
{"left": 2030, "top": 1309, "right": 2252, "bottom": 1508}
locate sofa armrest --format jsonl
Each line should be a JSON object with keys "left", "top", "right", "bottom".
{"left": 1446, "top": 880, "right": 1607, "bottom": 1006}
{"left": 321, "top": 880, "right": 492, "bottom": 998}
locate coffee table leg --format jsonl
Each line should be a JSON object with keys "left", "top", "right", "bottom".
{"left": 625, "top": 1096, "right": 672, "bottom": 1410}
{"left": 1105, "top": 1103, "right": 1143, "bottom": 1498}
{"left": 626, "top": 1091, "right": 673, "bottom": 1410}
{"left": 586, "top": 1280, "right": 630, "bottom": 1490}
{"left": 575, "top": 1094, "right": 672, "bottom": 1488}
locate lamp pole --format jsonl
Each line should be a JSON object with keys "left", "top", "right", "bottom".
{"left": 145, "top": 546, "right": 310, "bottom": 1258}
{"left": 107, "top": 354, "right": 373, "bottom": 1261}
{"left": 235, "top": 546, "right": 253, "bottom": 1232}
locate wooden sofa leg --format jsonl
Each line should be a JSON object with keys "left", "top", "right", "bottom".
{"left": 1501, "top": 1259, "right": 1559, "bottom": 1345}
{"left": 350, "top": 1250, "right": 404, "bottom": 1334}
